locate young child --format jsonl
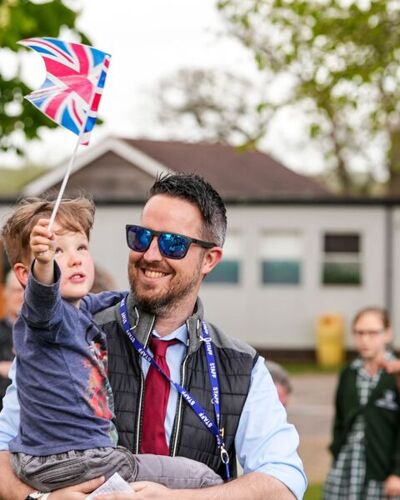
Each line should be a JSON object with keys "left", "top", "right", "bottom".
{"left": 323, "top": 307, "right": 400, "bottom": 500}
{"left": 0, "top": 197, "right": 222, "bottom": 494}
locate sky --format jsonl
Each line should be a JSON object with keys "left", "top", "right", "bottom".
{"left": 1, "top": 0, "right": 325, "bottom": 174}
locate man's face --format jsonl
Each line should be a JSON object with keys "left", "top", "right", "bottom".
{"left": 128, "top": 194, "right": 211, "bottom": 316}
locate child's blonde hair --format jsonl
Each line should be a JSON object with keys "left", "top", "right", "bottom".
{"left": 1, "top": 196, "right": 95, "bottom": 267}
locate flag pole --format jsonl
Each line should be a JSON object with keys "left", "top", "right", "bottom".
{"left": 48, "top": 132, "right": 82, "bottom": 231}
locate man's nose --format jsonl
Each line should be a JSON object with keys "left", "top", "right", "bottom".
{"left": 142, "top": 236, "right": 162, "bottom": 261}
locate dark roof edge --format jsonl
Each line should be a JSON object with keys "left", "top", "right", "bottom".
{"left": 2, "top": 196, "right": 400, "bottom": 207}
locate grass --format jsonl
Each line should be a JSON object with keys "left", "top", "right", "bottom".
{"left": 0, "top": 166, "right": 47, "bottom": 196}
{"left": 304, "top": 483, "right": 323, "bottom": 500}
{"left": 280, "top": 362, "right": 342, "bottom": 375}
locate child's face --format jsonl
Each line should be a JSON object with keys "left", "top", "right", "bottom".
{"left": 52, "top": 223, "right": 95, "bottom": 305}
{"left": 352, "top": 311, "right": 391, "bottom": 362}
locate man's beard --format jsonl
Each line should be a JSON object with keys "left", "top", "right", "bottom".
{"left": 129, "top": 258, "right": 203, "bottom": 316}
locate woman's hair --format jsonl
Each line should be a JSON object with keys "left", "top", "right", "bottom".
{"left": 352, "top": 306, "right": 391, "bottom": 330}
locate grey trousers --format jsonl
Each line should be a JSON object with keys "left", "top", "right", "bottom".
{"left": 11, "top": 447, "right": 223, "bottom": 492}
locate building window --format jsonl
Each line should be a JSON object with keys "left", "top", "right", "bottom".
{"left": 261, "top": 232, "right": 302, "bottom": 285}
{"left": 322, "top": 233, "right": 362, "bottom": 285}
{"left": 204, "top": 233, "right": 240, "bottom": 284}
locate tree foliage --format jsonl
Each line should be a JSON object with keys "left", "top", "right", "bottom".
{"left": 215, "top": 0, "right": 400, "bottom": 194}
{"left": 0, "top": 0, "right": 90, "bottom": 155}
{"left": 157, "top": 68, "right": 274, "bottom": 149}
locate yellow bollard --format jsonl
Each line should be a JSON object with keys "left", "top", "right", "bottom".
{"left": 316, "top": 314, "right": 344, "bottom": 367}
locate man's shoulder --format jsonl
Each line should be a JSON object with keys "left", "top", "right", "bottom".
{"left": 93, "top": 302, "right": 120, "bottom": 327}
{"left": 207, "top": 322, "right": 257, "bottom": 359}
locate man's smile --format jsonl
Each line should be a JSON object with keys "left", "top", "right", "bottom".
{"left": 142, "top": 269, "right": 169, "bottom": 279}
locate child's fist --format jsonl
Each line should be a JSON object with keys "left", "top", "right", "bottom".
{"left": 30, "top": 218, "right": 55, "bottom": 263}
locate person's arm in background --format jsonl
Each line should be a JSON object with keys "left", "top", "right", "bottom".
{"left": 0, "top": 360, "right": 12, "bottom": 378}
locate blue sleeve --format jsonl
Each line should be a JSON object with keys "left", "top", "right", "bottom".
{"left": 235, "top": 357, "right": 307, "bottom": 499}
{"left": 0, "top": 360, "right": 19, "bottom": 451}
{"left": 82, "top": 291, "right": 127, "bottom": 315}
{"left": 21, "top": 262, "right": 64, "bottom": 343}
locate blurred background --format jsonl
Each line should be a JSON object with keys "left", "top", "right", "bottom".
{"left": 1, "top": 1, "right": 400, "bottom": 497}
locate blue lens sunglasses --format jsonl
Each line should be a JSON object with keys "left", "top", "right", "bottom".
{"left": 126, "top": 224, "right": 216, "bottom": 260}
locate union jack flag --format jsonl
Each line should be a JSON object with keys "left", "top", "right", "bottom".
{"left": 19, "top": 37, "right": 111, "bottom": 145}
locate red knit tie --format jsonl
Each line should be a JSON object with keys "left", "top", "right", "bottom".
{"left": 140, "top": 338, "right": 178, "bottom": 455}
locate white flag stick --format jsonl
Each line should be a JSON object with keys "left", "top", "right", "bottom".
{"left": 48, "top": 132, "right": 82, "bottom": 232}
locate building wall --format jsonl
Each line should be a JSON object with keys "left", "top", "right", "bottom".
{"left": 202, "top": 205, "right": 386, "bottom": 349}
{"left": 91, "top": 204, "right": 388, "bottom": 350}
{"left": 0, "top": 202, "right": 394, "bottom": 350}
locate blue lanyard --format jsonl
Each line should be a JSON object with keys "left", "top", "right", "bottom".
{"left": 119, "top": 298, "right": 230, "bottom": 480}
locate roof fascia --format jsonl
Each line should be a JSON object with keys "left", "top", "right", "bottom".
{"left": 22, "top": 137, "right": 172, "bottom": 196}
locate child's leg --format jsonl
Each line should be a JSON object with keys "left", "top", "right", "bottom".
{"left": 11, "top": 447, "right": 136, "bottom": 492}
{"left": 133, "top": 454, "right": 223, "bottom": 489}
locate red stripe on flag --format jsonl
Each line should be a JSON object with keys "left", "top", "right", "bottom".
{"left": 72, "top": 99, "right": 83, "bottom": 127}
{"left": 72, "top": 43, "right": 89, "bottom": 75}
{"left": 44, "top": 92, "right": 66, "bottom": 120}
{"left": 91, "top": 93, "right": 101, "bottom": 112}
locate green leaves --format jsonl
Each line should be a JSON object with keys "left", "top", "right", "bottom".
{"left": 0, "top": 0, "right": 89, "bottom": 155}
{"left": 217, "top": 0, "right": 400, "bottom": 193}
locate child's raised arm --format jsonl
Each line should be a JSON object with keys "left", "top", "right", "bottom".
{"left": 30, "top": 218, "right": 55, "bottom": 286}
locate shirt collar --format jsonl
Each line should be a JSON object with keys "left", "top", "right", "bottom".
{"left": 152, "top": 323, "right": 188, "bottom": 345}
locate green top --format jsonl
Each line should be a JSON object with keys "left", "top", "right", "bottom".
{"left": 330, "top": 359, "right": 400, "bottom": 481}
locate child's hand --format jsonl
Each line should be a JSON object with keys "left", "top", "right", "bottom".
{"left": 379, "top": 358, "right": 400, "bottom": 374}
{"left": 30, "top": 218, "right": 55, "bottom": 264}
{"left": 384, "top": 474, "right": 400, "bottom": 497}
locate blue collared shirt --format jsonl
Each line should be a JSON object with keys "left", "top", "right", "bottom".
{"left": 0, "top": 324, "right": 307, "bottom": 499}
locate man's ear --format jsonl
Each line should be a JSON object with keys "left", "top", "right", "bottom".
{"left": 13, "top": 263, "right": 29, "bottom": 288}
{"left": 202, "top": 247, "right": 223, "bottom": 276}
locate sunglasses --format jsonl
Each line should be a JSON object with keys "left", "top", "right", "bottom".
{"left": 126, "top": 224, "right": 216, "bottom": 260}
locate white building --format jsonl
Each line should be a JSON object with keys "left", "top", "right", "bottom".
{"left": 1, "top": 137, "right": 398, "bottom": 359}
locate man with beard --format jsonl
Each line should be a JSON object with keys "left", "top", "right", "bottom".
{"left": 0, "top": 174, "right": 306, "bottom": 500}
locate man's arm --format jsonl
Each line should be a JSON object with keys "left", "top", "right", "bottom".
{"left": 170, "top": 473, "right": 295, "bottom": 499}
{"left": 0, "top": 362, "right": 105, "bottom": 500}
{"left": 0, "top": 456, "right": 105, "bottom": 500}
{"left": 119, "top": 358, "right": 304, "bottom": 500}
{"left": 233, "top": 357, "right": 306, "bottom": 499}
{"left": 95, "top": 473, "right": 295, "bottom": 500}
{"left": 0, "top": 360, "right": 33, "bottom": 500}
{"left": 0, "top": 451, "right": 33, "bottom": 499}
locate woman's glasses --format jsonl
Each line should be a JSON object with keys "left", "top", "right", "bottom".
{"left": 126, "top": 224, "right": 216, "bottom": 260}
{"left": 352, "top": 328, "right": 384, "bottom": 338}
